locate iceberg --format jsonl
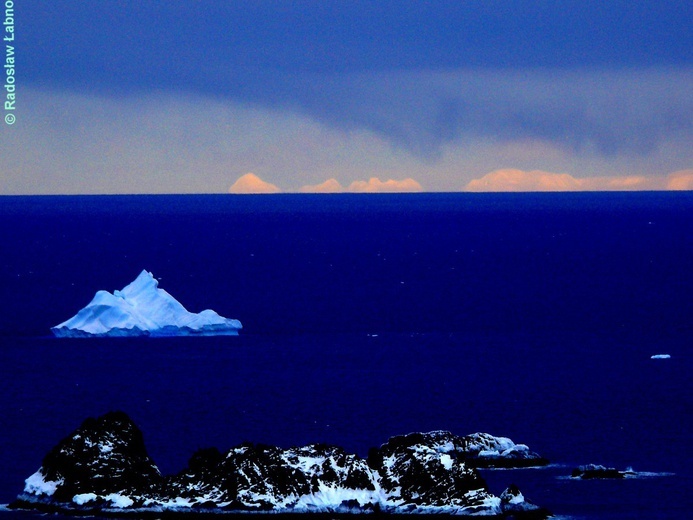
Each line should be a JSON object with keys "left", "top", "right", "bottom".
{"left": 51, "top": 270, "right": 242, "bottom": 337}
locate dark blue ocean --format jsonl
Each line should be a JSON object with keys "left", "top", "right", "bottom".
{"left": 0, "top": 193, "right": 691, "bottom": 518}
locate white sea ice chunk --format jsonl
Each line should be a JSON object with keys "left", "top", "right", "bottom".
{"left": 651, "top": 354, "right": 671, "bottom": 359}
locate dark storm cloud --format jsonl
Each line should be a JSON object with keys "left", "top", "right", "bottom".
{"left": 212, "top": 68, "right": 693, "bottom": 159}
{"left": 17, "top": 1, "right": 693, "bottom": 159}
{"left": 21, "top": 0, "right": 693, "bottom": 80}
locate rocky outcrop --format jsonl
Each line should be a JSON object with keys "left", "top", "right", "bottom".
{"left": 368, "top": 431, "right": 499, "bottom": 514}
{"left": 19, "top": 412, "right": 163, "bottom": 509}
{"left": 499, "top": 485, "right": 552, "bottom": 518}
{"left": 460, "top": 432, "right": 549, "bottom": 468}
{"left": 571, "top": 464, "right": 636, "bottom": 479}
{"left": 367, "top": 430, "right": 549, "bottom": 470}
{"left": 167, "top": 442, "right": 380, "bottom": 511}
{"left": 12, "top": 412, "right": 550, "bottom": 517}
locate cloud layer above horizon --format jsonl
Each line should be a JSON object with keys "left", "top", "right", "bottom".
{"left": 226, "top": 169, "right": 693, "bottom": 194}
{"left": 466, "top": 169, "right": 693, "bottom": 192}
{"left": 1, "top": 1, "right": 691, "bottom": 194}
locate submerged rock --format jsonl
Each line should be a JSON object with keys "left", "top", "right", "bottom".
{"left": 12, "top": 412, "right": 550, "bottom": 517}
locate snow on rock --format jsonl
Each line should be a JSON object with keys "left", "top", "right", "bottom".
{"left": 23, "top": 471, "right": 63, "bottom": 497}
{"left": 292, "top": 484, "right": 385, "bottom": 512}
{"left": 366, "top": 430, "right": 549, "bottom": 469}
{"left": 104, "top": 493, "right": 135, "bottom": 508}
{"left": 18, "top": 412, "right": 162, "bottom": 505}
{"left": 571, "top": 464, "right": 636, "bottom": 479}
{"left": 51, "top": 270, "right": 242, "bottom": 337}
{"left": 11, "top": 413, "right": 550, "bottom": 517}
{"left": 461, "top": 432, "right": 549, "bottom": 468}
{"left": 499, "top": 484, "right": 551, "bottom": 516}
{"left": 368, "top": 432, "right": 500, "bottom": 514}
{"left": 169, "top": 442, "right": 380, "bottom": 511}
{"left": 72, "top": 493, "right": 97, "bottom": 505}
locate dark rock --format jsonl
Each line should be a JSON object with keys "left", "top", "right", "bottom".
{"left": 368, "top": 430, "right": 548, "bottom": 470}
{"left": 19, "top": 411, "right": 161, "bottom": 506}
{"left": 459, "top": 432, "right": 549, "bottom": 468}
{"left": 167, "top": 441, "right": 378, "bottom": 509}
{"left": 500, "top": 484, "right": 552, "bottom": 519}
{"left": 371, "top": 431, "right": 495, "bottom": 510}
{"left": 13, "top": 412, "right": 550, "bottom": 516}
{"left": 571, "top": 464, "right": 633, "bottom": 479}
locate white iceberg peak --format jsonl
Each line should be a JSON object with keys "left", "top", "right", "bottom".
{"left": 52, "top": 270, "right": 242, "bottom": 337}
{"left": 118, "top": 269, "right": 160, "bottom": 298}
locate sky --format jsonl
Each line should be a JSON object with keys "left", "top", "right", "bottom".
{"left": 1, "top": 0, "right": 692, "bottom": 194}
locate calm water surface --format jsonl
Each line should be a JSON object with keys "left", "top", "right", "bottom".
{"left": 0, "top": 193, "right": 691, "bottom": 519}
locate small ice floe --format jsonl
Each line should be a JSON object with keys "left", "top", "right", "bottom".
{"left": 650, "top": 354, "right": 671, "bottom": 359}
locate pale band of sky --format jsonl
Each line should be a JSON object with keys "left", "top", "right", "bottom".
{"left": 1, "top": 67, "right": 691, "bottom": 195}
